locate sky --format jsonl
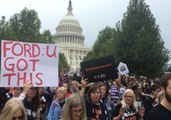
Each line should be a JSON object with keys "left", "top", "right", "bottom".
{"left": 0, "top": 0, "right": 171, "bottom": 57}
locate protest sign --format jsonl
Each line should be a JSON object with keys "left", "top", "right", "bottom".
{"left": 118, "top": 62, "right": 129, "bottom": 75}
{"left": 0, "top": 40, "right": 59, "bottom": 87}
{"left": 81, "top": 56, "right": 118, "bottom": 83}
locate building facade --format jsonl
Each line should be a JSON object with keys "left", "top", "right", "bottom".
{"left": 54, "top": 0, "right": 91, "bottom": 71}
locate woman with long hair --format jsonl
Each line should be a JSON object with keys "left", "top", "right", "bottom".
{"left": 62, "top": 93, "right": 87, "bottom": 120}
{"left": 0, "top": 97, "right": 27, "bottom": 120}
{"left": 112, "top": 89, "right": 144, "bottom": 120}
{"left": 19, "top": 81, "right": 40, "bottom": 120}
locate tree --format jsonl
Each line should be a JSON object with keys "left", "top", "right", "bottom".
{"left": 168, "top": 64, "right": 171, "bottom": 72}
{"left": 84, "top": 26, "right": 114, "bottom": 61}
{"left": 0, "top": 16, "right": 16, "bottom": 59}
{"left": 59, "top": 53, "right": 70, "bottom": 72}
{"left": 0, "top": 16, "right": 16, "bottom": 40}
{"left": 163, "top": 63, "right": 171, "bottom": 73}
{"left": 113, "top": 0, "right": 170, "bottom": 77}
{"left": 83, "top": 51, "right": 94, "bottom": 61}
{"left": 9, "top": 7, "right": 41, "bottom": 43}
{"left": 40, "top": 30, "right": 54, "bottom": 43}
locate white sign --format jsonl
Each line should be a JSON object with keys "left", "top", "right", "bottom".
{"left": 118, "top": 62, "right": 129, "bottom": 75}
{"left": 1, "top": 40, "right": 59, "bottom": 87}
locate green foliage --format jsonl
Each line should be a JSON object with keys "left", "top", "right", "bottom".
{"left": 84, "top": 0, "right": 170, "bottom": 78}
{"left": 113, "top": 0, "right": 170, "bottom": 77}
{"left": 168, "top": 65, "right": 171, "bottom": 72}
{"left": 9, "top": 7, "right": 41, "bottom": 42}
{"left": 84, "top": 26, "right": 114, "bottom": 61}
{"left": 0, "top": 16, "right": 16, "bottom": 59}
{"left": 0, "top": 16, "right": 16, "bottom": 40}
{"left": 40, "top": 30, "right": 54, "bottom": 43}
{"left": 163, "top": 63, "right": 171, "bottom": 72}
{"left": 59, "top": 53, "right": 70, "bottom": 72}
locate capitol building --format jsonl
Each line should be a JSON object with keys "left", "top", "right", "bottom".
{"left": 54, "top": 0, "right": 91, "bottom": 71}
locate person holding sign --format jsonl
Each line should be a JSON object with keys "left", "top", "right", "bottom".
{"left": 112, "top": 89, "right": 144, "bottom": 120}
{"left": 19, "top": 81, "right": 41, "bottom": 120}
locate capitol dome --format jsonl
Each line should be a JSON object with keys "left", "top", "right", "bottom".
{"left": 53, "top": 0, "right": 91, "bottom": 71}
{"left": 54, "top": 0, "right": 85, "bottom": 47}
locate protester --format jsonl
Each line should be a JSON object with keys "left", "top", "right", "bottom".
{"left": 115, "top": 78, "right": 126, "bottom": 100}
{"left": 150, "top": 84, "right": 161, "bottom": 107}
{"left": 62, "top": 83, "right": 72, "bottom": 97}
{"left": 146, "top": 73, "right": 171, "bottom": 120}
{"left": 135, "top": 83, "right": 161, "bottom": 119}
{"left": 38, "top": 87, "right": 53, "bottom": 120}
{"left": 13, "top": 87, "right": 23, "bottom": 97}
{"left": 99, "top": 82, "right": 115, "bottom": 120}
{"left": 47, "top": 87, "right": 67, "bottom": 120}
{"left": 132, "top": 84, "right": 149, "bottom": 119}
{"left": 85, "top": 83, "right": 109, "bottom": 120}
{"left": 19, "top": 81, "right": 41, "bottom": 120}
{"left": 112, "top": 89, "right": 144, "bottom": 120}
{"left": 69, "top": 80, "right": 80, "bottom": 94}
{"left": 0, "top": 87, "right": 13, "bottom": 112}
{"left": 62, "top": 93, "right": 87, "bottom": 120}
{"left": 46, "top": 86, "right": 57, "bottom": 98}
{"left": 110, "top": 80, "right": 120, "bottom": 104}
{"left": 156, "top": 91, "right": 164, "bottom": 104}
{"left": 0, "top": 97, "right": 27, "bottom": 120}
{"left": 143, "top": 79, "right": 152, "bottom": 95}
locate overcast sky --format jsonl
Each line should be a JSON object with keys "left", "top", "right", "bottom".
{"left": 0, "top": 0, "right": 171, "bottom": 56}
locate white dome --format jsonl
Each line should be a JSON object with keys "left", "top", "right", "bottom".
{"left": 54, "top": 0, "right": 85, "bottom": 46}
{"left": 59, "top": 15, "right": 80, "bottom": 25}
{"left": 56, "top": 14, "right": 84, "bottom": 37}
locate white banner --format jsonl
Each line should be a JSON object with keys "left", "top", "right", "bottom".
{"left": 1, "top": 40, "right": 59, "bottom": 87}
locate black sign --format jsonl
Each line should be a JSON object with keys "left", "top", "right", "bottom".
{"left": 81, "top": 56, "right": 118, "bottom": 83}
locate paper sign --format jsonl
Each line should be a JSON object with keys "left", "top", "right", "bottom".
{"left": 118, "top": 62, "right": 129, "bottom": 75}
{"left": 0, "top": 40, "right": 59, "bottom": 87}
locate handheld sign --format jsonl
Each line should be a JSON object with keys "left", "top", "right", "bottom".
{"left": 81, "top": 56, "right": 118, "bottom": 83}
{"left": 1, "top": 40, "right": 59, "bottom": 87}
{"left": 118, "top": 62, "right": 129, "bottom": 75}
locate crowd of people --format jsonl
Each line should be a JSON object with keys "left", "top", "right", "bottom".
{"left": 0, "top": 72, "right": 171, "bottom": 120}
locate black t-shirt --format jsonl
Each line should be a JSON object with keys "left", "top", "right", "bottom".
{"left": 40, "top": 92, "right": 53, "bottom": 114}
{"left": 85, "top": 101, "right": 109, "bottom": 120}
{"left": 0, "top": 88, "right": 13, "bottom": 111}
{"left": 113, "top": 103, "right": 140, "bottom": 120}
{"left": 23, "top": 99, "right": 37, "bottom": 120}
{"left": 146, "top": 103, "right": 171, "bottom": 120}
{"left": 59, "top": 101, "right": 65, "bottom": 109}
